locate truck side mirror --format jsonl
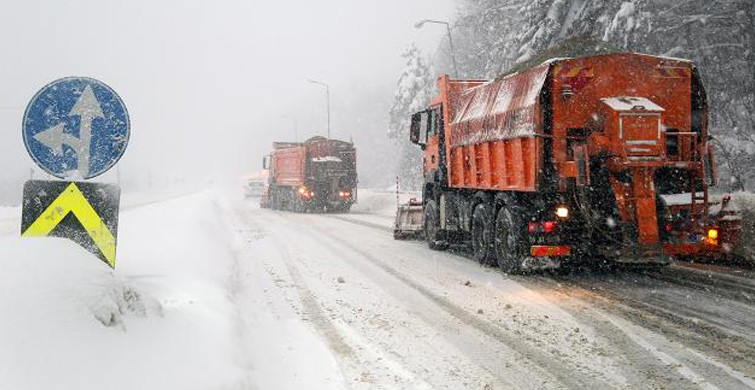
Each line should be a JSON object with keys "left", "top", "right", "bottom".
{"left": 410, "top": 113, "right": 423, "bottom": 145}
{"left": 262, "top": 155, "right": 269, "bottom": 170}
{"left": 410, "top": 111, "right": 429, "bottom": 149}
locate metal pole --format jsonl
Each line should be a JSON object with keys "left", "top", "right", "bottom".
{"left": 326, "top": 84, "right": 330, "bottom": 139}
{"left": 307, "top": 79, "right": 331, "bottom": 139}
{"left": 444, "top": 24, "right": 460, "bottom": 78}
{"left": 415, "top": 19, "right": 459, "bottom": 78}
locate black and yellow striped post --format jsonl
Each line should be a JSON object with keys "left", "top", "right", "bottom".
{"left": 21, "top": 181, "right": 121, "bottom": 268}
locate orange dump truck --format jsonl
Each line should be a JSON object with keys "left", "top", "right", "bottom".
{"left": 405, "top": 52, "right": 739, "bottom": 271}
{"left": 262, "top": 136, "right": 357, "bottom": 212}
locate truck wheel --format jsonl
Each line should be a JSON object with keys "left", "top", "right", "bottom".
{"left": 424, "top": 200, "right": 448, "bottom": 250}
{"left": 472, "top": 203, "right": 495, "bottom": 265}
{"left": 494, "top": 205, "right": 524, "bottom": 273}
{"left": 285, "top": 190, "right": 294, "bottom": 211}
{"left": 271, "top": 190, "right": 279, "bottom": 210}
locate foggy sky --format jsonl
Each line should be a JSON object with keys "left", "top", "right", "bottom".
{"left": 0, "top": 0, "right": 456, "bottom": 190}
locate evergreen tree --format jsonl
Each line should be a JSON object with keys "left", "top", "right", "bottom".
{"left": 388, "top": 45, "right": 436, "bottom": 190}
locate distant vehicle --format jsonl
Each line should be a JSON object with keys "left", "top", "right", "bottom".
{"left": 244, "top": 180, "right": 265, "bottom": 198}
{"left": 395, "top": 52, "right": 740, "bottom": 272}
{"left": 261, "top": 136, "right": 357, "bottom": 212}
{"left": 241, "top": 171, "right": 268, "bottom": 198}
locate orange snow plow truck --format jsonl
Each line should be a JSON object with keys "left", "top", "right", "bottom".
{"left": 261, "top": 136, "right": 357, "bottom": 213}
{"left": 398, "top": 52, "right": 740, "bottom": 271}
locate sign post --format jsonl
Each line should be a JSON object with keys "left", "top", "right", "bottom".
{"left": 21, "top": 77, "right": 130, "bottom": 268}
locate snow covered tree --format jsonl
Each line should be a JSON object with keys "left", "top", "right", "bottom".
{"left": 454, "top": 0, "right": 527, "bottom": 77}
{"left": 388, "top": 45, "right": 436, "bottom": 190}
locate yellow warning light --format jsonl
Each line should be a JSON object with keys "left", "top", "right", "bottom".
{"left": 708, "top": 229, "right": 719, "bottom": 240}
{"left": 298, "top": 187, "right": 306, "bottom": 194}
{"left": 556, "top": 206, "right": 569, "bottom": 218}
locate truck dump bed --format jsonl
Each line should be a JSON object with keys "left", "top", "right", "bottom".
{"left": 447, "top": 53, "right": 698, "bottom": 192}
{"left": 271, "top": 143, "right": 306, "bottom": 187}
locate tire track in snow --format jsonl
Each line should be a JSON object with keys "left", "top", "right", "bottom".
{"left": 224, "top": 208, "right": 352, "bottom": 389}
{"left": 248, "top": 210, "right": 444, "bottom": 389}
{"left": 257, "top": 211, "right": 541, "bottom": 389}
{"left": 525, "top": 276, "right": 755, "bottom": 388}
{"left": 247, "top": 212, "right": 355, "bottom": 358}
{"left": 327, "top": 207, "right": 755, "bottom": 381}
{"left": 311, "top": 210, "right": 755, "bottom": 389}
{"left": 302, "top": 216, "right": 616, "bottom": 390}
{"left": 647, "top": 265, "right": 755, "bottom": 304}
{"left": 538, "top": 272, "right": 755, "bottom": 368}
{"left": 324, "top": 214, "right": 394, "bottom": 233}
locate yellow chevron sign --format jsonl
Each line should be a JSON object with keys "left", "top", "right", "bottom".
{"left": 22, "top": 181, "right": 120, "bottom": 268}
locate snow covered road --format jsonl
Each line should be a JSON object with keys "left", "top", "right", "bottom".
{"left": 230, "top": 198, "right": 755, "bottom": 390}
{"left": 2, "top": 191, "right": 753, "bottom": 389}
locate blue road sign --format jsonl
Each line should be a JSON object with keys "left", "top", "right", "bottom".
{"left": 23, "top": 77, "right": 130, "bottom": 179}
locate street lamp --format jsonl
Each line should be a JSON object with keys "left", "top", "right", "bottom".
{"left": 307, "top": 79, "right": 330, "bottom": 139}
{"left": 415, "top": 19, "right": 459, "bottom": 78}
{"left": 281, "top": 115, "right": 298, "bottom": 142}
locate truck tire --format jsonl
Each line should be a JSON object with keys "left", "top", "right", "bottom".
{"left": 292, "top": 199, "right": 304, "bottom": 213}
{"left": 424, "top": 200, "right": 448, "bottom": 250}
{"left": 287, "top": 189, "right": 295, "bottom": 212}
{"left": 271, "top": 190, "right": 280, "bottom": 210}
{"left": 494, "top": 205, "right": 525, "bottom": 273}
{"left": 472, "top": 203, "right": 495, "bottom": 265}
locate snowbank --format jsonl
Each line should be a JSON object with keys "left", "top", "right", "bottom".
{"left": 0, "top": 206, "right": 19, "bottom": 220}
{"left": 0, "top": 192, "right": 244, "bottom": 389}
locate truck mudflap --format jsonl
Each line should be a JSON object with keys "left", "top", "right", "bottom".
{"left": 612, "top": 244, "right": 671, "bottom": 265}
{"left": 530, "top": 245, "right": 571, "bottom": 257}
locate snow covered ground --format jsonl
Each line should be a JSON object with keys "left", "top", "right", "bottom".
{"left": 1, "top": 188, "right": 754, "bottom": 389}
{"left": 0, "top": 191, "right": 344, "bottom": 389}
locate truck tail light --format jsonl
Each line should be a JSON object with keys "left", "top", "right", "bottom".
{"left": 706, "top": 228, "right": 719, "bottom": 245}
{"left": 339, "top": 190, "right": 351, "bottom": 198}
{"left": 556, "top": 206, "right": 569, "bottom": 218}
{"left": 299, "top": 187, "right": 314, "bottom": 199}
{"left": 528, "top": 222, "right": 539, "bottom": 234}
{"left": 543, "top": 221, "right": 558, "bottom": 234}
{"left": 528, "top": 221, "right": 558, "bottom": 235}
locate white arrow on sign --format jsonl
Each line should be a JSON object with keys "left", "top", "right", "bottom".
{"left": 33, "top": 84, "right": 104, "bottom": 177}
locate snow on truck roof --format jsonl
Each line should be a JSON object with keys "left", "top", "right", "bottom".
{"left": 311, "top": 156, "right": 342, "bottom": 162}
{"left": 601, "top": 97, "right": 665, "bottom": 112}
{"left": 497, "top": 36, "right": 692, "bottom": 78}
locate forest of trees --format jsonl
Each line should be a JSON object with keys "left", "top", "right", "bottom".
{"left": 389, "top": 0, "right": 754, "bottom": 191}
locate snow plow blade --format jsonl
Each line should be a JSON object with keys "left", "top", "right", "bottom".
{"left": 393, "top": 198, "right": 423, "bottom": 240}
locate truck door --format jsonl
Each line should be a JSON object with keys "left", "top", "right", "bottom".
{"left": 424, "top": 106, "right": 442, "bottom": 179}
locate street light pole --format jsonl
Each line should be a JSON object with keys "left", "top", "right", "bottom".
{"left": 307, "top": 79, "right": 331, "bottom": 139}
{"left": 415, "top": 19, "right": 459, "bottom": 78}
{"left": 281, "top": 115, "right": 298, "bottom": 142}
